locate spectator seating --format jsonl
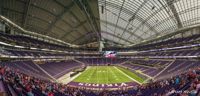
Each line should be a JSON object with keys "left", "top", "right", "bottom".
{"left": 39, "top": 60, "right": 83, "bottom": 79}
{"left": 0, "top": 64, "right": 199, "bottom": 96}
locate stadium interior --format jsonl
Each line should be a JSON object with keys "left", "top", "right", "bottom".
{"left": 0, "top": 0, "right": 200, "bottom": 96}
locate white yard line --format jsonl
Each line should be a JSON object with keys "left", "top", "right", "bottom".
{"left": 109, "top": 67, "right": 118, "bottom": 81}
{"left": 86, "top": 66, "right": 94, "bottom": 82}
{"left": 114, "top": 67, "right": 142, "bottom": 85}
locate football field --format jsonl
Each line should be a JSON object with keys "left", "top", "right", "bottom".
{"left": 73, "top": 66, "right": 145, "bottom": 84}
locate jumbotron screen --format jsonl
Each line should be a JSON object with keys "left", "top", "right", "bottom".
{"left": 103, "top": 51, "right": 117, "bottom": 58}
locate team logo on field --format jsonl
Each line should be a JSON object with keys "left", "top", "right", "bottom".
{"left": 67, "top": 81, "right": 138, "bottom": 89}
{"left": 78, "top": 82, "right": 128, "bottom": 87}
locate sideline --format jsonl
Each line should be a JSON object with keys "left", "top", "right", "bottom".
{"left": 57, "top": 66, "right": 91, "bottom": 84}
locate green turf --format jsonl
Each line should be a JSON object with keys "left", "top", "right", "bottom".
{"left": 73, "top": 66, "right": 145, "bottom": 84}
{"left": 117, "top": 67, "right": 145, "bottom": 83}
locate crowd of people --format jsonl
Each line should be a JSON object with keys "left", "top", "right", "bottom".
{"left": 0, "top": 65, "right": 200, "bottom": 96}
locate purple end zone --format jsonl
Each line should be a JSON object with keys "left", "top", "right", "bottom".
{"left": 67, "top": 81, "right": 139, "bottom": 90}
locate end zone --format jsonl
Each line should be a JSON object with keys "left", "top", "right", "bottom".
{"left": 67, "top": 81, "right": 139, "bottom": 90}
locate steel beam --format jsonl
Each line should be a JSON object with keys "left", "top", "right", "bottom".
{"left": 22, "top": 0, "right": 31, "bottom": 28}
{"left": 44, "top": 2, "right": 74, "bottom": 35}
{"left": 16, "top": 0, "right": 56, "bottom": 17}
{"left": 60, "top": 20, "right": 87, "bottom": 40}
{"left": 129, "top": 23, "right": 200, "bottom": 47}
{"left": 165, "top": 0, "right": 183, "bottom": 28}
{"left": 101, "top": 9, "right": 143, "bottom": 40}
{"left": 72, "top": 32, "right": 124, "bottom": 45}
{"left": 74, "top": 0, "right": 101, "bottom": 43}
{"left": 100, "top": 19, "right": 143, "bottom": 40}
{"left": 69, "top": 11, "right": 89, "bottom": 34}
{"left": 103, "top": 38, "right": 124, "bottom": 46}
{"left": 112, "top": 0, "right": 125, "bottom": 40}
{"left": 2, "top": 7, "right": 75, "bottom": 37}
{"left": 105, "top": 1, "right": 158, "bottom": 35}
{"left": 71, "top": 32, "right": 94, "bottom": 43}
{"left": 77, "top": 39, "right": 97, "bottom": 45}
{"left": 102, "top": 31, "right": 133, "bottom": 44}
{"left": 0, "top": 1, "right": 2, "bottom": 15}
{"left": 104, "top": 1, "right": 158, "bottom": 41}
{"left": 118, "top": 0, "right": 149, "bottom": 43}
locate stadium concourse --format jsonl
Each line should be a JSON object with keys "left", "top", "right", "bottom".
{"left": 0, "top": 0, "right": 200, "bottom": 96}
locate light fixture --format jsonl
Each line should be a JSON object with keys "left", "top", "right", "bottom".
{"left": 152, "top": 6, "right": 155, "bottom": 10}
{"left": 128, "top": 15, "right": 135, "bottom": 22}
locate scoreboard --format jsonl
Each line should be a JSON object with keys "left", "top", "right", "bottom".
{"left": 103, "top": 51, "right": 117, "bottom": 58}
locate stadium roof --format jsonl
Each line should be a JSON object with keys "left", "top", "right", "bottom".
{"left": 1, "top": 0, "right": 200, "bottom": 47}
{"left": 99, "top": 0, "right": 200, "bottom": 46}
{"left": 1, "top": 0, "right": 100, "bottom": 45}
